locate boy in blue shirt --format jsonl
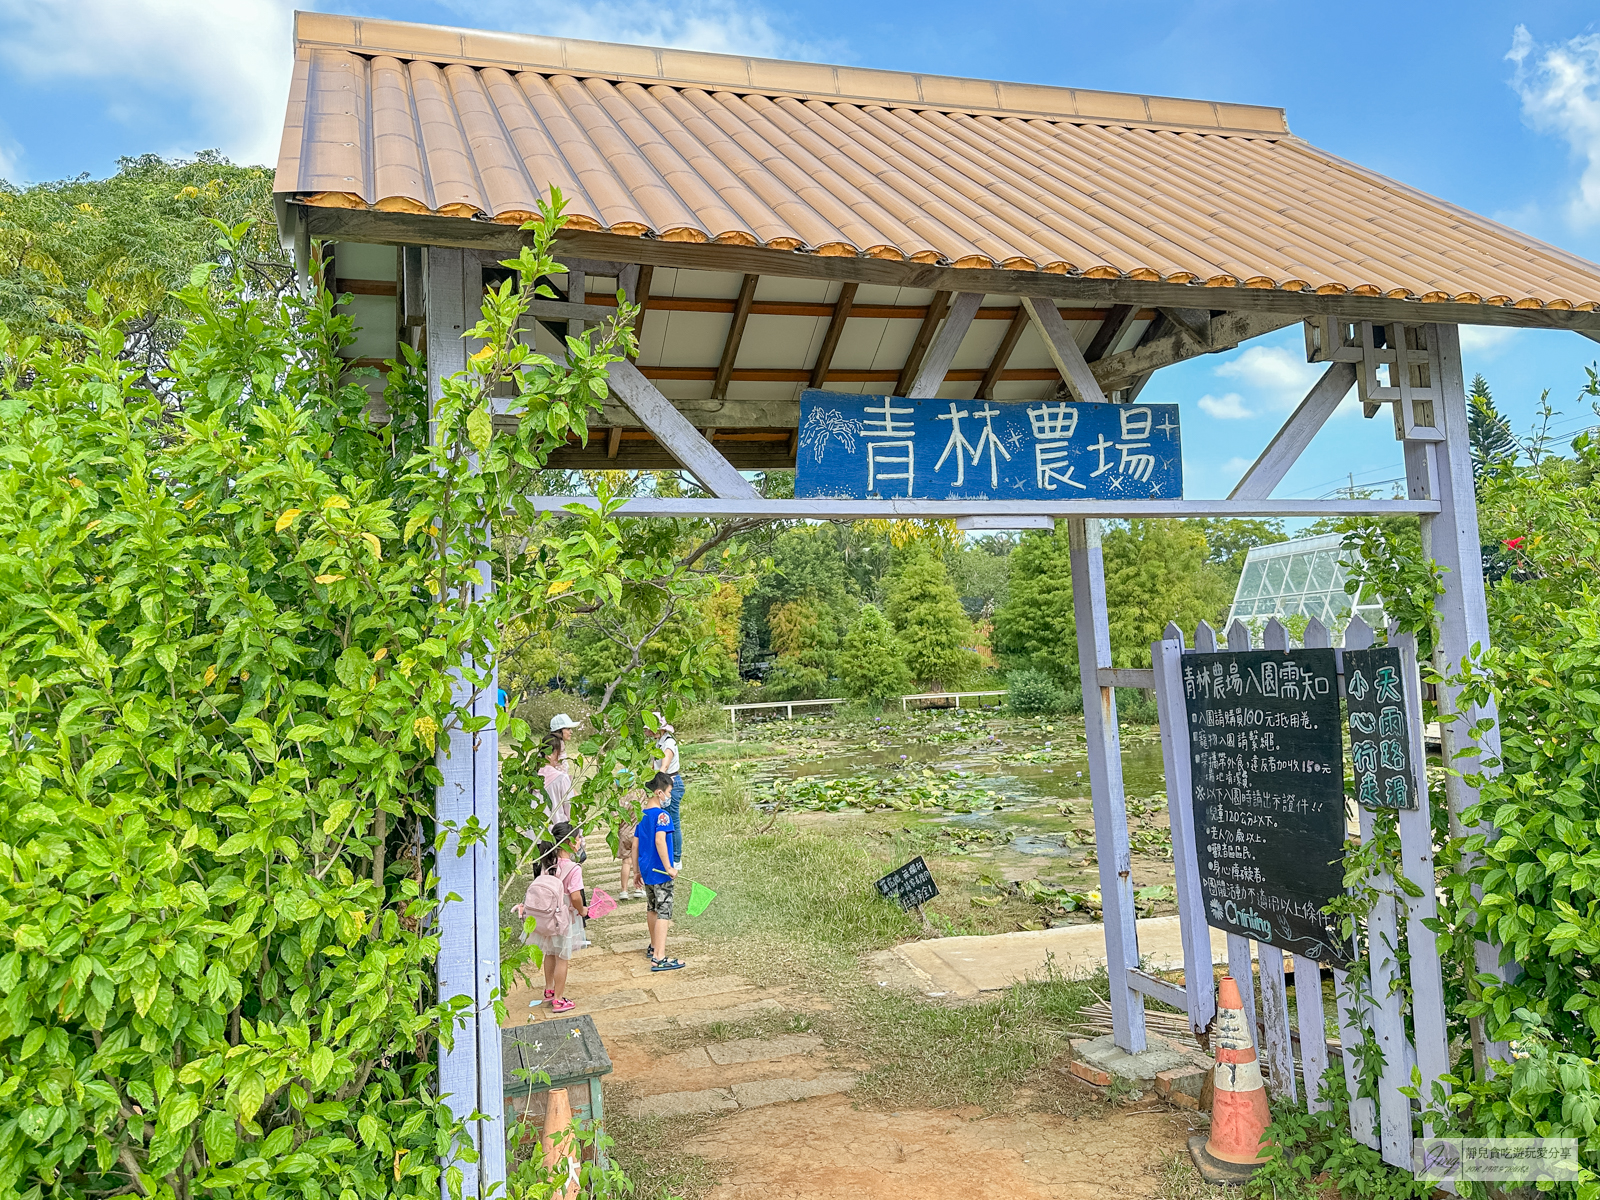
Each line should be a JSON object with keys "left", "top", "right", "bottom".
{"left": 633, "top": 772, "right": 684, "bottom": 972}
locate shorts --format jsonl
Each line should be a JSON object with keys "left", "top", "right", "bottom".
{"left": 644, "top": 879, "right": 675, "bottom": 920}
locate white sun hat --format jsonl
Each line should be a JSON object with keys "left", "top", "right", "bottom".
{"left": 549, "top": 713, "right": 580, "bottom": 732}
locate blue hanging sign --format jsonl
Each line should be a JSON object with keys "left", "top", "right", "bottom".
{"left": 793, "top": 389, "right": 1183, "bottom": 501}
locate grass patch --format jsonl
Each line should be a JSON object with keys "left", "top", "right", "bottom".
{"left": 601, "top": 1109, "right": 723, "bottom": 1200}
{"left": 674, "top": 771, "right": 1107, "bottom": 1114}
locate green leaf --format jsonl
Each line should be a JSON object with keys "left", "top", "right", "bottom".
{"left": 308, "top": 1043, "right": 335, "bottom": 1087}
{"left": 467, "top": 406, "right": 493, "bottom": 453}
{"left": 202, "top": 1108, "right": 237, "bottom": 1163}
{"left": 161, "top": 1088, "right": 201, "bottom": 1131}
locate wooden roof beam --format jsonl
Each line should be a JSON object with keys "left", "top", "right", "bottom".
{"left": 602, "top": 359, "right": 758, "bottom": 498}
{"left": 1092, "top": 311, "right": 1302, "bottom": 389}
{"left": 1024, "top": 295, "right": 1108, "bottom": 403}
{"left": 809, "top": 281, "right": 858, "bottom": 388}
{"left": 712, "top": 273, "right": 760, "bottom": 399}
{"left": 1083, "top": 303, "right": 1140, "bottom": 363}
{"left": 906, "top": 292, "right": 983, "bottom": 397}
{"left": 896, "top": 290, "right": 953, "bottom": 395}
{"left": 978, "top": 307, "right": 1030, "bottom": 398}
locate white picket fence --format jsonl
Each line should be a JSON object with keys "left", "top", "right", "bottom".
{"left": 1150, "top": 614, "right": 1449, "bottom": 1169}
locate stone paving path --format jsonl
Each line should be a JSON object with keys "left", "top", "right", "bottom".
{"left": 503, "top": 849, "right": 857, "bottom": 1123}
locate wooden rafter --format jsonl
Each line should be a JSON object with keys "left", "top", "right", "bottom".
{"left": 1023, "top": 296, "right": 1107, "bottom": 404}
{"left": 1084, "top": 303, "right": 1139, "bottom": 362}
{"left": 978, "top": 307, "right": 1030, "bottom": 398}
{"left": 906, "top": 292, "right": 983, "bottom": 398}
{"left": 712, "top": 273, "right": 759, "bottom": 399}
{"left": 809, "top": 281, "right": 858, "bottom": 388}
{"left": 1092, "top": 311, "right": 1301, "bottom": 388}
{"left": 896, "top": 290, "right": 953, "bottom": 395}
{"left": 628, "top": 263, "right": 653, "bottom": 361}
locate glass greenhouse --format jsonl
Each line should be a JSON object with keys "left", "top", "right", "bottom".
{"left": 1226, "top": 533, "right": 1384, "bottom": 639}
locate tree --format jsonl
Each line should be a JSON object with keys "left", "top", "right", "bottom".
{"left": 839, "top": 604, "right": 911, "bottom": 702}
{"left": 1468, "top": 373, "right": 1517, "bottom": 481}
{"left": 0, "top": 198, "right": 655, "bottom": 1198}
{"left": 949, "top": 533, "right": 1014, "bottom": 618}
{"left": 885, "top": 549, "right": 978, "bottom": 691}
{"left": 1195, "top": 517, "right": 1286, "bottom": 589}
{"left": 766, "top": 598, "right": 839, "bottom": 698}
{"left": 991, "top": 526, "right": 1077, "bottom": 685}
{"left": 1102, "top": 520, "right": 1231, "bottom": 663}
{"left": 0, "top": 152, "right": 288, "bottom": 377}
{"left": 738, "top": 524, "right": 854, "bottom": 658}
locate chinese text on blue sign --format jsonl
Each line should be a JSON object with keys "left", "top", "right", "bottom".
{"left": 794, "top": 390, "right": 1182, "bottom": 501}
{"left": 1183, "top": 649, "right": 1352, "bottom": 965}
{"left": 1342, "top": 646, "right": 1417, "bottom": 811}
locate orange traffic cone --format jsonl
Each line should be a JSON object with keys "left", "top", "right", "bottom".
{"left": 540, "top": 1087, "right": 580, "bottom": 1200}
{"left": 1189, "top": 975, "right": 1272, "bottom": 1185}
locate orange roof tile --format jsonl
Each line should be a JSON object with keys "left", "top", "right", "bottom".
{"left": 276, "top": 13, "right": 1600, "bottom": 312}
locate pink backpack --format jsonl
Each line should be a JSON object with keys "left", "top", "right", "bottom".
{"left": 518, "top": 861, "right": 577, "bottom": 940}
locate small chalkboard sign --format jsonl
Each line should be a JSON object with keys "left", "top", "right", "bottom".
{"left": 1342, "top": 646, "right": 1417, "bottom": 811}
{"left": 1184, "top": 649, "right": 1353, "bottom": 966}
{"left": 876, "top": 857, "right": 939, "bottom": 911}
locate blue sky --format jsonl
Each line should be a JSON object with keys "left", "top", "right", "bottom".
{"left": 5, "top": 1, "right": 1600, "bottom": 499}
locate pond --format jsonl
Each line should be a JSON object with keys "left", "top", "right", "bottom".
{"left": 686, "top": 705, "right": 1182, "bottom": 920}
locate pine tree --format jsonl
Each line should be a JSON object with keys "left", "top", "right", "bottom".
{"left": 840, "top": 604, "right": 912, "bottom": 703}
{"left": 885, "top": 550, "right": 979, "bottom": 692}
{"left": 766, "top": 598, "right": 838, "bottom": 699}
{"left": 1468, "top": 373, "right": 1517, "bottom": 481}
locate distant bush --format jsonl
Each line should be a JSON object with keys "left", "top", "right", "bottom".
{"left": 1006, "top": 668, "right": 1067, "bottom": 714}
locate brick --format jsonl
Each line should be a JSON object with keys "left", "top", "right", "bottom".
{"left": 1155, "top": 1064, "right": 1211, "bottom": 1110}
{"left": 1067, "top": 1059, "right": 1112, "bottom": 1087}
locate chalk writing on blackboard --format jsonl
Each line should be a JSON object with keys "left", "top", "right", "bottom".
{"left": 1184, "top": 649, "right": 1352, "bottom": 965}
{"left": 795, "top": 389, "right": 1182, "bottom": 502}
{"left": 875, "top": 857, "right": 940, "bottom": 911}
{"left": 1343, "top": 646, "right": 1417, "bottom": 811}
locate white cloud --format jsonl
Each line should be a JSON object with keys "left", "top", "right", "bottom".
{"left": 0, "top": 0, "right": 296, "bottom": 167}
{"left": 1215, "top": 344, "right": 1322, "bottom": 408}
{"left": 1507, "top": 24, "right": 1600, "bottom": 229}
{"left": 1221, "top": 455, "right": 1254, "bottom": 476}
{"left": 439, "top": 0, "right": 814, "bottom": 59}
{"left": 1198, "top": 392, "right": 1252, "bottom": 420}
{"left": 1459, "top": 324, "right": 1522, "bottom": 359}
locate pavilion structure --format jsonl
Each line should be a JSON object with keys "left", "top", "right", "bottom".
{"left": 273, "top": 12, "right": 1600, "bottom": 1192}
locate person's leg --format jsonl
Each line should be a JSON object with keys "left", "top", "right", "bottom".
{"left": 650, "top": 880, "right": 676, "bottom": 963}
{"left": 651, "top": 916, "right": 671, "bottom": 960}
{"left": 551, "top": 954, "right": 569, "bottom": 999}
{"left": 669, "top": 775, "right": 686, "bottom": 862}
{"left": 543, "top": 950, "right": 556, "bottom": 991}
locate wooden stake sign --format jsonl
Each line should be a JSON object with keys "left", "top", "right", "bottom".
{"left": 875, "top": 857, "right": 939, "bottom": 911}
{"left": 1183, "top": 648, "right": 1353, "bottom": 966}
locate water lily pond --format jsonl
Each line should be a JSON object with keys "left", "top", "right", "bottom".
{"left": 687, "top": 704, "right": 1182, "bottom": 926}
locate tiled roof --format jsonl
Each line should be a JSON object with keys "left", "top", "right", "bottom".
{"left": 277, "top": 13, "right": 1600, "bottom": 312}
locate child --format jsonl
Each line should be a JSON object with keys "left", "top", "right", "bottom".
{"left": 514, "top": 821, "right": 589, "bottom": 1013}
{"left": 632, "top": 772, "right": 683, "bottom": 971}
{"left": 617, "top": 785, "right": 645, "bottom": 900}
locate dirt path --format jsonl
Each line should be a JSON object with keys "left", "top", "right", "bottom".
{"left": 505, "top": 847, "right": 1208, "bottom": 1199}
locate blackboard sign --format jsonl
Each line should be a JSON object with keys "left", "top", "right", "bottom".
{"left": 1184, "top": 649, "right": 1352, "bottom": 966}
{"left": 795, "top": 390, "right": 1182, "bottom": 501}
{"left": 1342, "top": 646, "right": 1417, "bottom": 811}
{"left": 876, "top": 857, "right": 939, "bottom": 910}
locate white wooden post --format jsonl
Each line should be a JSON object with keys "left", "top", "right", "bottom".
{"left": 1394, "top": 627, "right": 1451, "bottom": 1135}
{"left": 1256, "top": 618, "right": 1298, "bottom": 1104}
{"left": 1341, "top": 616, "right": 1412, "bottom": 1166}
{"left": 1152, "top": 622, "right": 1216, "bottom": 1039}
{"left": 1070, "top": 517, "right": 1147, "bottom": 1052}
{"left": 425, "top": 247, "right": 506, "bottom": 1197}
{"left": 1296, "top": 618, "right": 1336, "bottom": 1112}
{"left": 1419, "top": 322, "right": 1510, "bottom": 1069}
{"left": 1216, "top": 621, "right": 1258, "bottom": 1038}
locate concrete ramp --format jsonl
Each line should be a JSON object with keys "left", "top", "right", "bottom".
{"left": 890, "top": 917, "right": 1236, "bottom": 999}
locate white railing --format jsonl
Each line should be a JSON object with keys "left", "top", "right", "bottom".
{"left": 722, "top": 690, "right": 1008, "bottom": 727}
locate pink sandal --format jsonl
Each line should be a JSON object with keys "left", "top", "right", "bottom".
{"left": 550, "top": 997, "right": 575, "bottom": 1013}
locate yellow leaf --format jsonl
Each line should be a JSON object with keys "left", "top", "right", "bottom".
{"left": 315, "top": 573, "right": 345, "bottom": 584}
{"left": 412, "top": 716, "right": 438, "bottom": 751}
{"left": 394, "top": 1148, "right": 408, "bottom": 1181}
{"left": 428, "top": 525, "right": 440, "bottom": 537}
{"left": 361, "top": 532, "right": 382, "bottom": 559}
{"left": 240, "top": 671, "right": 250, "bottom": 682}
{"left": 373, "top": 647, "right": 389, "bottom": 661}
{"left": 85, "top": 520, "right": 101, "bottom": 531}
{"left": 69, "top": 478, "right": 82, "bottom": 488}
{"left": 183, "top": 496, "right": 198, "bottom": 510}
{"left": 275, "top": 508, "right": 302, "bottom": 532}
{"left": 546, "top": 579, "right": 574, "bottom": 597}
{"left": 324, "top": 496, "right": 350, "bottom": 510}
{"left": 203, "top": 665, "right": 217, "bottom": 686}
{"left": 468, "top": 345, "right": 495, "bottom": 364}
